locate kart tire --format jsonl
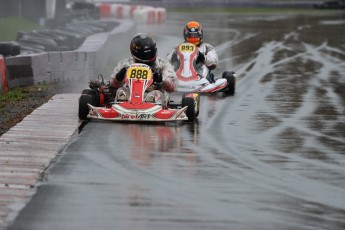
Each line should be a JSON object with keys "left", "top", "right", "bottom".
{"left": 78, "top": 89, "right": 99, "bottom": 120}
{"left": 10, "top": 43, "right": 21, "bottom": 56}
{"left": 81, "top": 89, "right": 100, "bottom": 106}
{"left": 0, "top": 42, "right": 21, "bottom": 56}
{"left": 182, "top": 97, "right": 196, "bottom": 122}
{"left": 193, "top": 93, "right": 200, "bottom": 118}
{"left": 78, "top": 95, "right": 93, "bottom": 120}
{"left": 222, "top": 71, "right": 236, "bottom": 95}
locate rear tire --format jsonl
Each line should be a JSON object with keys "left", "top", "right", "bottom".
{"left": 78, "top": 89, "right": 99, "bottom": 120}
{"left": 11, "top": 43, "right": 21, "bottom": 56}
{"left": 193, "top": 93, "right": 200, "bottom": 118}
{"left": 222, "top": 71, "right": 236, "bottom": 95}
{"left": 182, "top": 94, "right": 199, "bottom": 122}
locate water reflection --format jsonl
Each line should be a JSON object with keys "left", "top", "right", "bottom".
{"left": 119, "top": 122, "right": 200, "bottom": 167}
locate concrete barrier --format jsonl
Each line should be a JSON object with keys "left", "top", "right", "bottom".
{"left": 0, "top": 0, "right": 170, "bottom": 92}
{"left": 78, "top": 19, "right": 135, "bottom": 78}
{"left": 0, "top": 19, "right": 136, "bottom": 92}
{"left": 4, "top": 54, "right": 46, "bottom": 88}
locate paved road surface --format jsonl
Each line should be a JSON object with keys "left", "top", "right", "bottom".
{"left": 6, "top": 11, "right": 345, "bottom": 230}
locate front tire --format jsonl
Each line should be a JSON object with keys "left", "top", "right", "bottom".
{"left": 79, "top": 95, "right": 93, "bottom": 120}
{"left": 81, "top": 89, "right": 100, "bottom": 106}
{"left": 78, "top": 89, "right": 99, "bottom": 120}
{"left": 222, "top": 71, "right": 236, "bottom": 95}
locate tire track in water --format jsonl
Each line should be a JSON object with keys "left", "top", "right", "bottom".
{"left": 148, "top": 20, "right": 345, "bottom": 225}
{"left": 104, "top": 15, "right": 345, "bottom": 228}
{"left": 199, "top": 26, "right": 345, "bottom": 218}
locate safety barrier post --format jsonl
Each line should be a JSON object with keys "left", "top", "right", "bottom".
{"left": 0, "top": 55, "right": 8, "bottom": 92}
{"left": 98, "top": 3, "right": 111, "bottom": 17}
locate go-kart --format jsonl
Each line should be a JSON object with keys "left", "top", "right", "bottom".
{"left": 78, "top": 63, "right": 200, "bottom": 122}
{"left": 171, "top": 42, "right": 236, "bottom": 95}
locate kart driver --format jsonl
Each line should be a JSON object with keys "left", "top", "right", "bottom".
{"left": 167, "top": 21, "right": 219, "bottom": 83}
{"left": 110, "top": 33, "right": 178, "bottom": 104}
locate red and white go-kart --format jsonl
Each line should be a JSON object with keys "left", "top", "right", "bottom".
{"left": 78, "top": 63, "right": 200, "bottom": 122}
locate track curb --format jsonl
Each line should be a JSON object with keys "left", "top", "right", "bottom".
{"left": 0, "top": 93, "right": 80, "bottom": 229}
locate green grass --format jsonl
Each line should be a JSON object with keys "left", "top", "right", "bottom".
{"left": 0, "top": 84, "right": 53, "bottom": 108}
{"left": 0, "top": 16, "right": 41, "bottom": 41}
{"left": 0, "top": 88, "right": 26, "bottom": 105}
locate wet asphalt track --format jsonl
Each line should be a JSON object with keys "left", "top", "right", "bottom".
{"left": 8, "top": 12, "right": 345, "bottom": 230}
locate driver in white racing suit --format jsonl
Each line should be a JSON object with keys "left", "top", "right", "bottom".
{"left": 110, "top": 33, "right": 178, "bottom": 105}
{"left": 167, "top": 21, "right": 219, "bottom": 83}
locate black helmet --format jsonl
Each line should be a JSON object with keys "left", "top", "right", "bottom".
{"left": 183, "top": 21, "right": 203, "bottom": 46}
{"left": 130, "top": 33, "right": 157, "bottom": 66}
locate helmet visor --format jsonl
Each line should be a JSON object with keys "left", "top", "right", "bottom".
{"left": 186, "top": 32, "right": 200, "bottom": 38}
{"left": 186, "top": 37, "right": 200, "bottom": 45}
{"left": 133, "top": 54, "right": 156, "bottom": 63}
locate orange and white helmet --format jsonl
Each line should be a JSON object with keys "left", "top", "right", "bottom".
{"left": 183, "top": 21, "right": 203, "bottom": 46}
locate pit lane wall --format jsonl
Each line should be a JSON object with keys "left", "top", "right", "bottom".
{"left": 0, "top": 3, "right": 167, "bottom": 92}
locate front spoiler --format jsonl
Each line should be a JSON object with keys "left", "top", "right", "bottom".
{"left": 87, "top": 103, "right": 188, "bottom": 122}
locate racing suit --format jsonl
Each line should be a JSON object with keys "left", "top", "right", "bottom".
{"left": 110, "top": 57, "right": 178, "bottom": 105}
{"left": 167, "top": 42, "right": 219, "bottom": 81}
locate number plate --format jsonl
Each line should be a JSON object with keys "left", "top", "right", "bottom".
{"left": 127, "top": 66, "right": 152, "bottom": 80}
{"left": 179, "top": 43, "right": 195, "bottom": 52}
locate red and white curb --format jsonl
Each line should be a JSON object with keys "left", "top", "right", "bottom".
{"left": 96, "top": 3, "right": 166, "bottom": 24}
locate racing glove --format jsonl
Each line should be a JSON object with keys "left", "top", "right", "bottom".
{"left": 196, "top": 52, "right": 205, "bottom": 64}
{"left": 153, "top": 72, "right": 163, "bottom": 83}
{"left": 115, "top": 67, "right": 127, "bottom": 81}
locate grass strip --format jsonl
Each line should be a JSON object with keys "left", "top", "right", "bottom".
{"left": 0, "top": 84, "right": 53, "bottom": 109}
{"left": 0, "top": 16, "right": 41, "bottom": 41}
